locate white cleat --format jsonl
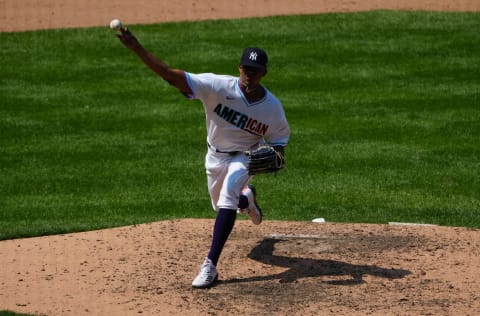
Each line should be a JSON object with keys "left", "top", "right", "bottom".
{"left": 241, "top": 184, "right": 263, "bottom": 225}
{"left": 192, "top": 257, "right": 218, "bottom": 289}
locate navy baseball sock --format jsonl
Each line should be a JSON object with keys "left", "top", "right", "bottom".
{"left": 238, "top": 195, "right": 248, "bottom": 210}
{"left": 208, "top": 208, "right": 237, "bottom": 266}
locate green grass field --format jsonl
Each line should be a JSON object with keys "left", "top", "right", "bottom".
{"left": 0, "top": 312, "right": 33, "bottom": 316}
{"left": 1, "top": 11, "right": 479, "bottom": 240}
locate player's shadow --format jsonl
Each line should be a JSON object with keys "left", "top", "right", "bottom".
{"left": 225, "top": 238, "right": 411, "bottom": 285}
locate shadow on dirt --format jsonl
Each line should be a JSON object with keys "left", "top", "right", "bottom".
{"left": 225, "top": 238, "right": 411, "bottom": 285}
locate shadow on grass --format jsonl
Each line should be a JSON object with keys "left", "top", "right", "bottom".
{"left": 224, "top": 238, "right": 411, "bottom": 285}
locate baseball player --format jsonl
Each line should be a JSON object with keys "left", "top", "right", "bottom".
{"left": 116, "top": 27, "right": 290, "bottom": 289}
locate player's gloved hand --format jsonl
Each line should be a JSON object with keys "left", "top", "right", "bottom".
{"left": 245, "top": 145, "right": 285, "bottom": 175}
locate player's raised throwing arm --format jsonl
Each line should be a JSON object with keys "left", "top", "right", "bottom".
{"left": 116, "top": 28, "right": 192, "bottom": 95}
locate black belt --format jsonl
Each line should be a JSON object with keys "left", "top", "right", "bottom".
{"left": 207, "top": 142, "right": 241, "bottom": 155}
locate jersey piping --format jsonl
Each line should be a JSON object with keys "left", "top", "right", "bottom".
{"left": 235, "top": 79, "right": 267, "bottom": 107}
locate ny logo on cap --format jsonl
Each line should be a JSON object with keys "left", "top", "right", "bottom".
{"left": 249, "top": 52, "right": 258, "bottom": 61}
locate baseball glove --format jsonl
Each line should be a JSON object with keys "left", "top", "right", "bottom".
{"left": 245, "top": 146, "right": 285, "bottom": 175}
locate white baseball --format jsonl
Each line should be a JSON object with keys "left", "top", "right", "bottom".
{"left": 110, "top": 19, "right": 122, "bottom": 31}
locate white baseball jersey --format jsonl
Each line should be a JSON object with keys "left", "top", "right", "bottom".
{"left": 184, "top": 72, "right": 290, "bottom": 211}
{"left": 184, "top": 73, "right": 290, "bottom": 151}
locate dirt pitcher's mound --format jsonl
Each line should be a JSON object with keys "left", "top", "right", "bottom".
{"left": 1, "top": 219, "right": 479, "bottom": 315}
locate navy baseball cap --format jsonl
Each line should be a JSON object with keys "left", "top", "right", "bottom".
{"left": 240, "top": 47, "right": 268, "bottom": 69}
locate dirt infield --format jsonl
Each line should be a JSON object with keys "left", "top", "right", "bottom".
{"left": 0, "top": 0, "right": 479, "bottom": 32}
{"left": 1, "top": 1, "right": 480, "bottom": 315}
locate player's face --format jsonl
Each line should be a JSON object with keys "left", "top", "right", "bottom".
{"left": 239, "top": 65, "right": 266, "bottom": 91}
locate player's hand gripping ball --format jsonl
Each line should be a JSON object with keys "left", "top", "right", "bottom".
{"left": 110, "top": 19, "right": 123, "bottom": 31}
{"left": 245, "top": 146, "right": 285, "bottom": 175}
